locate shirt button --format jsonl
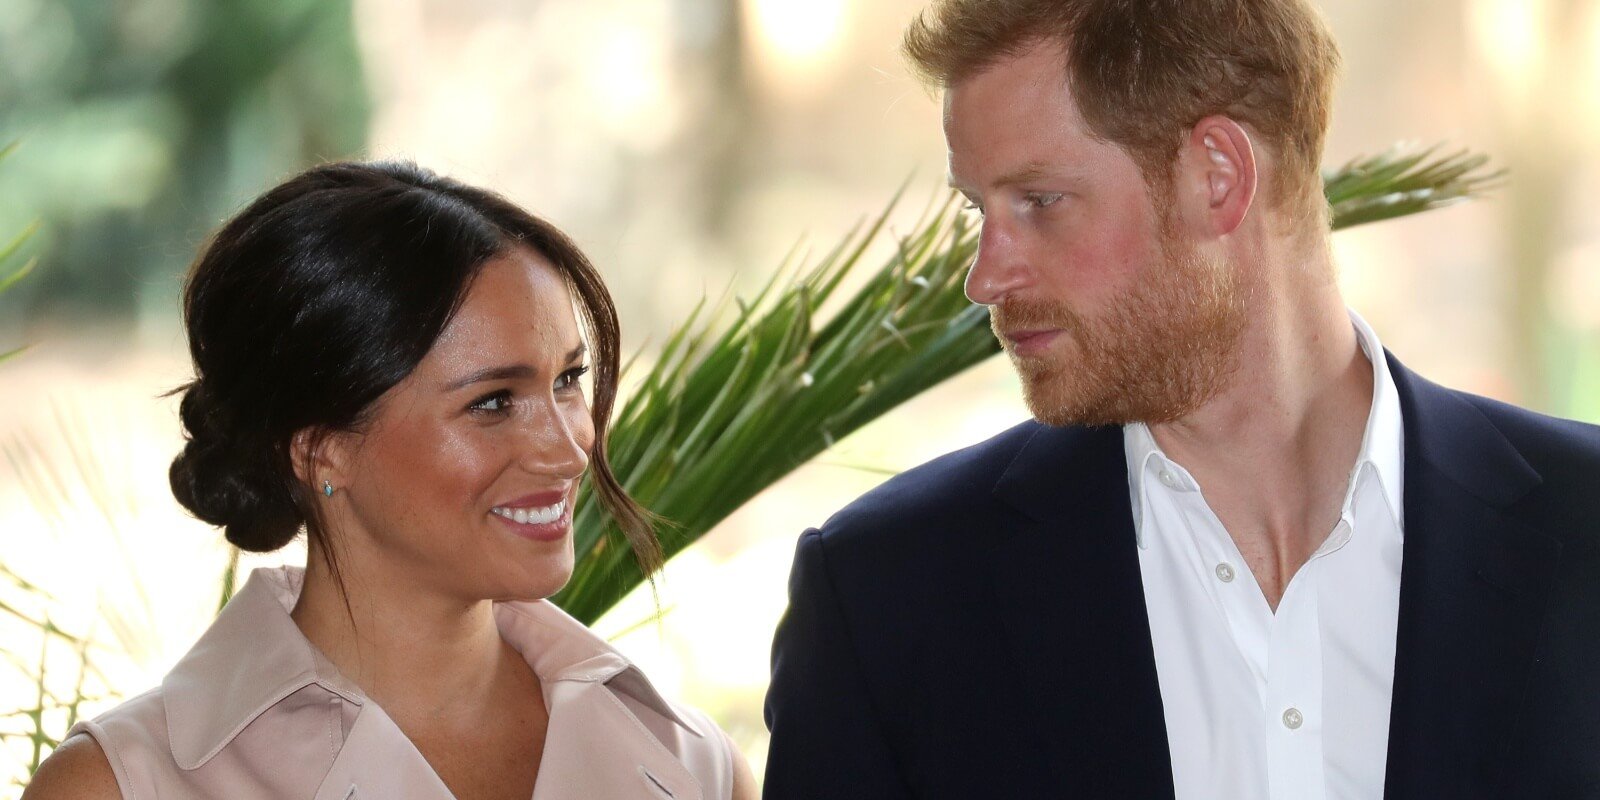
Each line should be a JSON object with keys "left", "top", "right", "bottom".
{"left": 1282, "top": 707, "right": 1304, "bottom": 730}
{"left": 1158, "top": 469, "right": 1178, "bottom": 488}
{"left": 1215, "top": 563, "right": 1236, "bottom": 583}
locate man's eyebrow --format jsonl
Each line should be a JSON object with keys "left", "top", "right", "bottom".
{"left": 948, "top": 163, "right": 1072, "bottom": 194}
{"left": 441, "top": 344, "right": 588, "bottom": 391}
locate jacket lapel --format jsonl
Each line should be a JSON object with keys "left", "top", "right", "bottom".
{"left": 496, "top": 601, "right": 707, "bottom": 800}
{"left": 987, "top": 422, "right": 1175, "bottom": 798}
{"left": 1382, "top": 355, "right": 1561, "bottom": 799}
{"left": 307, "top": 666, "right": 703, "bottom": 800}
{"left": 532, "top": 675, "right": 703, "bottom": 800}
{"left": 312, "top": 703, "right": 456, "bottom": 800}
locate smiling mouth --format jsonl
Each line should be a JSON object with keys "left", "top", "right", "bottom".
{"left": 490, "top": 497, "right": 568, "bottom": 525}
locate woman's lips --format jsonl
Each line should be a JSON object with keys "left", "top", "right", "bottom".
{"left": 490, "top": 499, "right": 572, "bottom": 542}
{"left": 490, "top": 486, "right": 574, "bottom": 542}
{"left": 496, "top": 489, "right": 567, "bottom": 508}
{"left": 1005, "top": 329, "right": 1061, "bottom": 357}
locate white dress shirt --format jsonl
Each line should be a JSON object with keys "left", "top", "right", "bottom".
{"left": 1125, "top": 309, "right": 1406, "bottom": 800}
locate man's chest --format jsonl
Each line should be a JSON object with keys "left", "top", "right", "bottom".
{"left": 1134, "top": 480, "right": 1404, "bottom": 800}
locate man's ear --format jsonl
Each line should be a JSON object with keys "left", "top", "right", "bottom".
{"left": 1177, "top": 115, "right": 1257, "bottom": 237}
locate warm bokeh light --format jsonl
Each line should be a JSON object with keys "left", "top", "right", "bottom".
{"left": 1550, "top": 241, "right": 1600, "bottom": 330}
{"left": 1588, "top": 1, "right": 1600, "bottom": 127}
{"left": 590, "top": 26, "right": 682, "bottom": 150}
{"left": 745, "top": 0, "right": 849, "bottom": 84}
{"left": 1469, "top": 0, "right": 1547, "bottom": 105}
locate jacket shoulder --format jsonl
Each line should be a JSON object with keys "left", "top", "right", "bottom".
{"left": 55, "top": 686, "right": 167, "bottom": 799}
{"left": 810, "top": 419, "right": 1049, "bottom": 559}
{"left": 70, "top": 685, "right": 170, "bottom": 752}
{"left": 1460, "top": 391, "right": 1600, "bottom": 463}
{"left": 1454, "top": 390, "right": 1600, "bottom": 553}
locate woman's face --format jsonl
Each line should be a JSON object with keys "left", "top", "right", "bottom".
{"left": 322, "top": 245, "right": 595, "bottom": 602}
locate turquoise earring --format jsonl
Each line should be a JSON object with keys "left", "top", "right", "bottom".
{"left": 322, "top": 480, "right": 335, "bottom": 497}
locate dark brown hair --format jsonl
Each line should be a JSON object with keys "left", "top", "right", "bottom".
{"left": 903, "top": 0, "right": 1342, "bottom": 219}
{"left": 167, "top": 160, "right": 662, "bottom": 583}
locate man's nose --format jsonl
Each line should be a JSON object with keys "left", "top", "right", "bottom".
{"left": 964, "top": 220, "right": 1031, "bottom": 305}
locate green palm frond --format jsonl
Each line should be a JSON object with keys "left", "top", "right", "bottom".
{"left": 554, "top": 143, "right": 1502, "bottom": 624}
{"left": 1324, "top": 145, "right": 1503, "bottom": 230}
{"left": 0, "top": 141, "right": 38, "bottom": 365}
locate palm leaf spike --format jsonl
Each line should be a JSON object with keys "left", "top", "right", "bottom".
{"left": 1325, "top": 145, "right": 1503, "bottom": 230}
{"left": 27, "top": 632, "right": 47, "bottom": 774}
{"left": 553, "top": 144, "right": 1502, "bottom": 624}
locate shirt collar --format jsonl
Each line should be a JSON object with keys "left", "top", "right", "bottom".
{"left": 1123, "top": 421, "right": 1167, "bottom": 549}
{"left": 163, "top": 565, "right": 699, "bottom": 770}
{"left": 1346, "top": 308, "right": 1405, "bottom": 525}
{"left": 1123, "top": 308, "right": 1405, "bottom": 549}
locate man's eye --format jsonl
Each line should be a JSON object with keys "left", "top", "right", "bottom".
{"left": 557, "top": 365, "right": 591, "bottom": 391}
{"left": 1026, "top": 192, "right": 1063, "bottom": 208}
{"left": 469, "top": 390, "right": 513, "bottom": 414}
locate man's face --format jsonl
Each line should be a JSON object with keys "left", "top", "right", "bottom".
{"left": 945, "top": 41, "right": 1247, "bottom": 426}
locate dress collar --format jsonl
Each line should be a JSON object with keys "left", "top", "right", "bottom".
{"left": 163, "top": 565, "right": 699, "bottom": 770}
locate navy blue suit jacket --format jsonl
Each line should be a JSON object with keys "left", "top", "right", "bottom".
{"left": 763, "top": 354, "right": 1600, "bottom": 798}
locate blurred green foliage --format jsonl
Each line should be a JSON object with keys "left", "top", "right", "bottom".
{"left": 0, "top": 0, "right": 369, "bottom": 321}
{"left": 0, "top": 140, "right": 38, "bottom": 363}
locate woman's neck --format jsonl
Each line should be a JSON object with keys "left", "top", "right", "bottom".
{"left": 288, "top": 545, "right": 530, "bottom": 724}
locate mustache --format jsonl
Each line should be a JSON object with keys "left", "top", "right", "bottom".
{"left": 989, "top": 299, "right": 1083, "bottom": 337}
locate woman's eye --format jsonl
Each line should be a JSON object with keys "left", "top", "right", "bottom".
{"left": 469, "top": 390, "right": 513, "bottom": 414}
{"left": 556, "top": 365, "right": 591, "bottom": 392}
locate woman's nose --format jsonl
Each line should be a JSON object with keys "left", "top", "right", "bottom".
{"left": 519, "top": 405, "right": 591, "bottom": 480}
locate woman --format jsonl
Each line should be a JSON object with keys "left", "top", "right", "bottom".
{"left": 24, "top": 161, "right": 758, "bottom": 799}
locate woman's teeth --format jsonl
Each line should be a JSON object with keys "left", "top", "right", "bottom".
{"left": 491, "top": 498, "right": 567, "bottom": 525}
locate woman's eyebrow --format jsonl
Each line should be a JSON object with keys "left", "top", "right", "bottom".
{"left": 443, "top": 364, "right": 534, "bottom": 391}
{"left": 441, "top": 344, "right": 587, "bottom": 391}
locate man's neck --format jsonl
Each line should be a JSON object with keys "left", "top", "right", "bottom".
{"left": 1148, "top": 251, "right": 1373, "bottom": 610}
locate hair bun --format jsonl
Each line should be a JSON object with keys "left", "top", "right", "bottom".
{"left": 168, "top": 382, "right": 302, "bottom": 551}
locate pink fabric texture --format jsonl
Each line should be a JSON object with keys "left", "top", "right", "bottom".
{"left": 67, "top": 566, "right": 733, "bottom": 799}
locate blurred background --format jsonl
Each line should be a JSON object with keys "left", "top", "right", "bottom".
{"left": 2, "top": 0, "right": 1598, "bottom": 792}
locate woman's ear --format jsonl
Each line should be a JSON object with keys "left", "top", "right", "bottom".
{"left": 290, "top": 427, "right": 354, "bottom": 496}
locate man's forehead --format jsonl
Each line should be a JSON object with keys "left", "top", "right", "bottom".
{"left": 942, "top": 61, "right": 1084, "bottom": 138}
{"left": 943, "top": 84, "right": 1096, "bottom": 190}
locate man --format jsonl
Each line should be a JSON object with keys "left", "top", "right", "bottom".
{"left": 762, "top": 1, "right": 1600, "bottom": 798}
